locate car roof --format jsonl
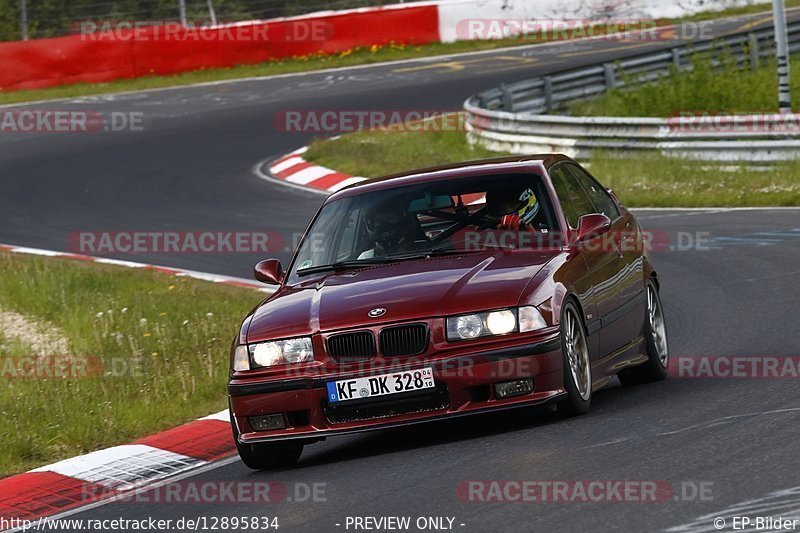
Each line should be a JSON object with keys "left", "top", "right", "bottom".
{"left": 326, "top": 154, "right": 574, "bottom": 201}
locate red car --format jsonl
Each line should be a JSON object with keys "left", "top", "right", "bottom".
{"left": 228, "top": 154, "right": 669, "bottom": 469}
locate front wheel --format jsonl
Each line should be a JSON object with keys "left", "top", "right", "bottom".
{"left": 557, "top": 301, "right": 592, "bottom": 417}
{"left": 235, "top": 439, "right": 303, "bottom": 471}
{"left": 619, "top": 279, "right": 669, "bottom": 386}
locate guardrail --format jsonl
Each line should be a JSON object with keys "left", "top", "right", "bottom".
{"left": 464, "top": 21, "right": 800, "bottom": 162}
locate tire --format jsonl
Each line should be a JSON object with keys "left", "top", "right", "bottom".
{"left": 557, "top": 301, "right": 592, "bottom": 417}
{"left": 618, "top": 279, "right": 669, "bottom": 386}
{"left": 230, "top": 411, "right": 303, "bottom": 470}
{"left": 236, "top": 440, "right": 303, "bottom": 471}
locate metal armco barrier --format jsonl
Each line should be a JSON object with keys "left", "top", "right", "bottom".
{"left": 464, "top": 21, "right": 800, "bottom": 162}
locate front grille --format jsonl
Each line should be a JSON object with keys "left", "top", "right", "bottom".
{"left": 327, "top": 331, "right": 376, "bottom": 361}
{"left": 379, "top": 324, "right": 428, "bottom": 357}
{"left": 324, "top": 383, "right": 449, "bottom": 424}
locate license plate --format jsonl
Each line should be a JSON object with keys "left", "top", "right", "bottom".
{"left": 326, "top": 367, "right": 435, "bottom": 403}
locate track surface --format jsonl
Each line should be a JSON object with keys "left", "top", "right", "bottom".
{"left": 2, "top": 10, "right": 799, "bottom": 533}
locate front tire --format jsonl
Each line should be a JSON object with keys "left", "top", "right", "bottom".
{"left": 236, "top": 439, "right": 303, "bottom": 470}
{"left": 619, "top": 279, "right": 669, "bottom": 386}
{"left": 557, "top": 301, "right": 592, "bottom": 417}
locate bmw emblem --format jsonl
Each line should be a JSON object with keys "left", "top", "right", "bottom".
{"left": 368, "top": 308, "right": 387, "bottom": 318}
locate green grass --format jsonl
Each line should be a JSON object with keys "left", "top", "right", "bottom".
{"left": 1, "top": 3, "right": 795, "bottom": 105}
{"left": 590, "top": 152, "right": 800, "bottom": 207}
{"left": 0, "top": 252, "right": 264, "bottom": 476}
{"left": 570, "top": 54, "right": 800, "bottom": 117}
{"left": 305, "top": 120, "right": 500, "bottom": 177}
{"left": 304, "top": 119, "right": 800, "bottom": 207}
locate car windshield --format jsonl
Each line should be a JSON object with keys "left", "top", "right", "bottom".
{"left": 288, "top": 172, "right": 557, "bottom": 280}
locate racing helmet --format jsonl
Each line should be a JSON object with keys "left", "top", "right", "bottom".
{"left": 365, "top": 206, "right": 415, "bottom": 252}
{"left": 517, "top": 188, "right": 540, "bottom": 225}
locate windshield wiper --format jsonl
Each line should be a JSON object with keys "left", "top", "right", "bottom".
{"left": 296, "top": 260, "right": 392, "bottom": 277}
{"left": 384, "top": 244, "right": 513, "bottom": 261}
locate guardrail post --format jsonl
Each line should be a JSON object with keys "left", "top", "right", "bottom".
{"left": 500, "top": 84, "right": 514, "bottom": 112}
{"left": 544, "top": 77, "right": 554, "bottom": 112}
{"left": 672, "top": 48, "right": 682, "bottom": 69}
{"left": 604, "top": 63, "right": 616, "bottom": 90}
{"left": 749, "top": 33, "right": 760, "bottom": 70}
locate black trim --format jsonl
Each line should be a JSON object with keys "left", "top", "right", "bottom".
{"left": 238, "top": 391, "right": 567, "bottom": 444}
{"left": 228, "top": 336, "right": 561, "bottom": 397}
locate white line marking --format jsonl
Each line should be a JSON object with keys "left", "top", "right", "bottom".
{"left": 658, "top": 407, "right": 800, "bottom": 436}
{"left": 270, "top": 156, "right": 306, "bottom": 174}
{"left": 199, "top": 409, "right": 230, "bottom": 422}
{"left": 31, "top": 445, "right": 203, "bottom": 488}
{"left": 286, "top": 165, "right": 335, "bottom": 185}
{"left": 666, "top": 484, "right": 800, "bottom": 532}
{"left": 3, "top": 455, "right": 243, "bottom": 533}
{"left": 252, "top": 158, "right": 328, "bottom": 196}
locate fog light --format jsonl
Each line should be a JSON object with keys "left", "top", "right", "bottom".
{"left": 249, "top": 414, "right": 286, "bottom": 431}
{"left": 494, "top": 378, "right": 534, "bottom": 399}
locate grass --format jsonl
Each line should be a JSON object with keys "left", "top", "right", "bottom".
{"left": 304, "top": 119, "right": 800, "bottom": 207}
{"left": 305, "top": 118, "right": 500, "bottom": 177}
{"left": 1, "top": 3, "right": 797, "bottom": 105}
{"left": 570, "top": 54, "right": 800, "bottom": 117}
{"left": 0, "top": 252, "right": 264, "bottom": 476}
{"left": 589, "top": 152, "right": 800, "bottom": 207}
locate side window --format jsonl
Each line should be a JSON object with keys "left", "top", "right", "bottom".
{"left": 550, "top": 165, "right": 596, "bottom": 228}
{"left": 566, "top": 164, "right": 620, "bottom": 220}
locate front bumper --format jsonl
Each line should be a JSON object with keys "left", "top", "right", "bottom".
{"left": 229, "top": 334, "right": 564, "bottom": 444}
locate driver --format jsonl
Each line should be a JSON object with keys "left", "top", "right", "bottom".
{"left": 358, "top": 202, "right": 423, "bottom": 259}
{"left": 482, "top": 185, "right": 541, "bottom": 230}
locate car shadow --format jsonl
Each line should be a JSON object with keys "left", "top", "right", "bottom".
{"left": 288, "top": 377, "right": 670, "bottom": 469}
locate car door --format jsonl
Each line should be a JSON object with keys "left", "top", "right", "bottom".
{"left": 549, "top": 163, "right": 620, "bottom": 359}
{"left": 564, "top": 163, "right": 645, "bottom": 354}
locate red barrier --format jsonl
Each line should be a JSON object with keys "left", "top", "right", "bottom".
{"left": 0, "top": 5, "right": 439, "bottom": 92}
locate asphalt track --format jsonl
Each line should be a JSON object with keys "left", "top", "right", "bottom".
{"left": 1, "top": 9, "right": 800, "bottom": 533}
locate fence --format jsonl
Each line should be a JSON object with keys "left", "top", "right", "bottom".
{"left": 464, "top": 20, "right": 800, "bottom": 161}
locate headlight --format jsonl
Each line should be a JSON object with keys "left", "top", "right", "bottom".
{"left": 486, "top": 309, "right": 517, "bottom": 335}
{"left": 447, "top": 309, "right": 518, "bottom": 341}
{"left": 451, "top": 314, "right": 483, "bottom": 339}
{"left": 248, "top": 337, "right": 314, "bottom": 368}
{"left": 519, "top": 306, "right": 548, "bottom": 332}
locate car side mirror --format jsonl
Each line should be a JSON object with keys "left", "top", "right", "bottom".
{"left": 254, "top": 259, "right": 283, "bottom": 285}
{"left": 577, "top": 214, "right": 612, "bottom": 241}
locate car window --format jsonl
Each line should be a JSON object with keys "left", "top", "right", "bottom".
{"left": 287, "top": 172, "right": 558, "bottom": 282}
{"left": 566, "top": 164, "right": 620, "bottom": 220}
{"left": 549, "top": 165, "right": 596, "bottom": 228}
{"left": 334, "top": 207, "right": 363, "bottom": 262}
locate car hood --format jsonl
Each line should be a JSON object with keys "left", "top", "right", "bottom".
{"left": 246, "top": 250, "right": 557, "bottom": 342}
